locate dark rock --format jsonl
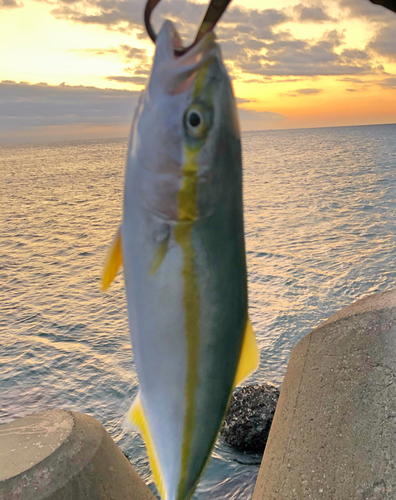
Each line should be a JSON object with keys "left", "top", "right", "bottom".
{"left": 221, "top": 383, "right": 280, "bottom": 453}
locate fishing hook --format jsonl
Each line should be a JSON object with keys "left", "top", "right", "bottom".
{"left": 144, "top": 0, "right": 232, "bottom": 56}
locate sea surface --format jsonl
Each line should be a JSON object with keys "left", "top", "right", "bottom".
{"left": 1, "top": 124, "right": 396, "bottom": 499}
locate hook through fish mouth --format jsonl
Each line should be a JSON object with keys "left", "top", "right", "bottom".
{"left": 144, "top": 0, "right": 232, "bottom": 56}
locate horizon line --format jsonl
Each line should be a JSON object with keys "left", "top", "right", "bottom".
{"left": 1, "top": 121, "right": 395, "bottom": 148}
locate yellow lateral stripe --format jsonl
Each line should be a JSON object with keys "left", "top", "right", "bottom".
{"left": 178, "top": 150, "right": 198, "bottom": 222}
{"left": 193, "top": 60, "right": 210, "bottom": 99}
{"left": 175, "top": 221, "right": 200, "bottom": 498}
{"left": 101, "top": 227, "right": 122, "bottom": 291}
{"left": 130, "top": 396, "right": 166, "bottom": 500}
{"left": 176, "top": 63, "right": 210, "bottom": 499}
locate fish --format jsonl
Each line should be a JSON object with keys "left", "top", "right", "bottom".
{"left": 102, "top": 19, "right": 259, "bottom": 500}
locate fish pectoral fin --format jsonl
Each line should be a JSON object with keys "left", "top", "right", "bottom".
{"left": 101, "top": 226, "right": 122, "bottom": 291}
{"left": 123, "top": 393, "right": 166, "bottom": 500}
{"left": 234, "top": 318, "right": 260, "bottom": 387}
{"left": 149, "top": 226, "right": 170, "bottom": 276}
{"left": 149, "top": 237, "right": 169, "bottom": 275}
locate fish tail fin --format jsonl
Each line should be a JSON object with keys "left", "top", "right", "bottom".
{"left": 234, "top": 318, "right": 260, "bottom": 387}
{"left": 123, "top": 392, "right": 167, "bottom": 500}
{"left": 101, "top": 226, "right": 123, "bottom": 291}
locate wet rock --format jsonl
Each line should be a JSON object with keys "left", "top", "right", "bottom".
{"left": 221, "top": 383, "right": 280, "bottom": 453}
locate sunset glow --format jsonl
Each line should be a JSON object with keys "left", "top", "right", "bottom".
{"left": 1, "top": 0, "right": 395, "bottom": 142}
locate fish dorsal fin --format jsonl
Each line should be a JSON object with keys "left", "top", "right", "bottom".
{"left": 234, "top": 318, "right": 260, "bottom": 387}
{"left": 102, "top": 226, "right": 122, "bottom": 291}
{"left": 124, "top": 393, "right": 166, "bottom": 500}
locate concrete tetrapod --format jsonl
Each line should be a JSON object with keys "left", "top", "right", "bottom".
{"left": 252, "top": 289, "right": 396, "bottom": 500}
{"left": 0, "top": 409, "right": 156, "bottom": 500}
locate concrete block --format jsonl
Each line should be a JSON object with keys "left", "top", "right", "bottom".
{"left": 252, "top": 289, "right": 396, "bottom": 500}
{"left": 0, "top": 409, "right": 156, "bottom": 500}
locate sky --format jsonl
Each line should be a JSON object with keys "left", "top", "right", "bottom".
{"left": 1, "top": 0, "right": 396, "bottom": 143}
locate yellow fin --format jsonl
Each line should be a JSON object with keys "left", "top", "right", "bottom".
{"left": 101, "top": 227, "right": 122, "bottom": 291}
{"left": 124, "top": 393, "right": 166, "bottom": 500}
{"left": 234, "top": 318, "right": 260, "bottom": 387}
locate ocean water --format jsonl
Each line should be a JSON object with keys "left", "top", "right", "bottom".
{"left": 1, "top": 124, "right": 395, "bottom": 498}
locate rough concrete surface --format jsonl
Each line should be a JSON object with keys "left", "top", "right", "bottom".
{"left": 0, "top": 409, "right": 156, "bottom": 500}
{"left": 252, "top": 289, "right": 396, "bottom": 500}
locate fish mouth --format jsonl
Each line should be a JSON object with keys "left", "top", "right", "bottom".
{"left": 159, "top": 20, "right": 215, "bottom": 61}
{"left": 152, "top": 20, "right": 217, "bottom": 95}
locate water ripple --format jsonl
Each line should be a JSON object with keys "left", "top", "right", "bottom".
{"left": 1, "top": 125, "right": 395, "bottom": 499}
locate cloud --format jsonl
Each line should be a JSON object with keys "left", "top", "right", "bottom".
{"left": 70, "top": 45, "right": 149, "bottom": 68}
{"left": 237, "top": 108, "right": 286, "bottom": 124}
{"left": 44, "top": 0, "right": 383, "bottom": 80}
{"left": 71, "top": 47, "right": 119, "bottom": 56}
{"left": 50, "top": 0, "right": 141, "bottom": 32}
{"left": 338, "top": 0, "right": 395, "bottom": 21}
{"left": 338, "top": 76, "right": 366, "bottom": 83}
{"left": 29, "top": 0, "right": 396, "bottom": 87}
{"left": 216, "top": 2, "right": 395, "bottom": 80}
{"left": 221, "top": 6, "right": 289, "bottom": 28}
{"left": 233, "top": 29, "right": 377, "bottom": 78}
{"left": 106, "top": 75, "right": 147, "bottom": 85}
{"left": 0, "top": 79, "right": 284, "bottom": 142}
{"left": 119, "top": 45, "right": 147, "bottom": 60}
{"left": 49, "top": 0, "right": 290, "bottom": 47}
{"left": 236, "top": 97, "right": 257, "bottom": 104}
{"left": 0, "top": 80, "right": 140, "bottom": 125}
{"left": 368, "top": 20, "right": 396, "bottom": 61}
{"left": 214, "top": 7, "right": 290, "bottom": 62}
{"left": 293, "top": 4, "right": 334, "bottom": 23}
{"left": 340, "top": 48, "right": 370, "bottom": 60}
{"left": 378, "top": 77, "right": 396, "bottom": 88}
{"left": 336, "top": 0, "right": 396, "bottom": 72}
{"left": 0, "top": 80, "right": 140, "bottom": 142}
{"left": 283, "top": 87, "right": 323, "bottom": 97}
{"left": 0, "top": 0, "right": 23, "bottom": 8}
{"left": 71, "top": 43, "right": 152, "bottom": 83}
{"left": 49, "top": 0, "right": 205, "bottom": 36}
{"left": 128, "top": 67, "right": 150, "bottom": 76}
{"left": 337, "top": 75, "right": 378, "bottom": 91}
{"left": 118, "top": 45, "right": 152, "bottom": 77}
{"left": 296, "top": 88, "right": 323, "bottom": 94}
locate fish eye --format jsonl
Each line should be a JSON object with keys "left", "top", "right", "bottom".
{"left": 184, "top": 107, "right": 207, "bottom": 139}
{"left": 188, "top": 111, "right": 201, "bottom": 128}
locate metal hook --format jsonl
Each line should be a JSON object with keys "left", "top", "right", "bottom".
{"left": 144, "top": 0, "right": 232, "bottom": 56}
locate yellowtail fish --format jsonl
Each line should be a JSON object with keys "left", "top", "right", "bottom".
{"left": 102, "top": 20, "right": 259, "bottom": 500}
